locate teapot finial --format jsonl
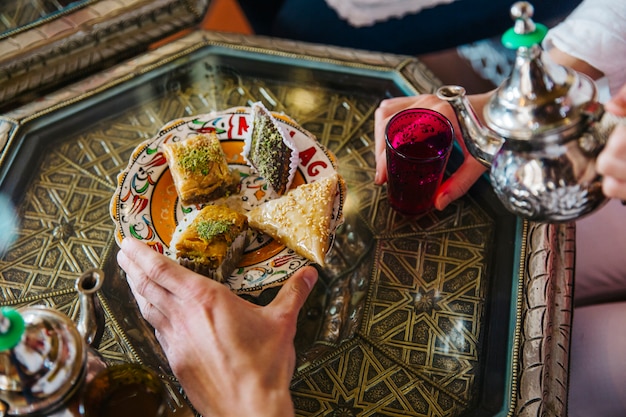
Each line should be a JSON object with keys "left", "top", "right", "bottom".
{"left": 501, "top": 1, "right": 548, "bottom": 49}
{"left": 511, "top": 2, "right": 535, "bottom": 33}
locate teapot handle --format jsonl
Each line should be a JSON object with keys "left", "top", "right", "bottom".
{"left": 592, "top": 111, "right": 626, "bottom": 147}
{"left": 589, "top": 111, "right": 626, "bottom": 206}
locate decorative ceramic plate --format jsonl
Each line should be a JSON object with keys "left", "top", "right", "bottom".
{"left": 110, "top": 106, "right": 343, "bottom": 293}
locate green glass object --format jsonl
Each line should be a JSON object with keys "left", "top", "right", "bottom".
{"left": 0, "top": 307, "right": 25, "bottom": 351}
{"left": 502, "top": 23, "right": 548, "bottom": 49}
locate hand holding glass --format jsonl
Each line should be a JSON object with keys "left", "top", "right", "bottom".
{"left": 385, "top": 108, "right": 454, "bottom": 215}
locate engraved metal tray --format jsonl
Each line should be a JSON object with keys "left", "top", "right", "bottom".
{"left": 0, "top": 30, "right": 574, "bottom": 417}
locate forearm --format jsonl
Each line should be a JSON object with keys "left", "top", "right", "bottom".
{"left": 548, "top": 48, "right": 604, "bottom": 81}
{"left": 541, "top": 0, "right": 626, "bottom": 94}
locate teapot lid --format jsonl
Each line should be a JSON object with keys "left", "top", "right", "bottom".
{"left": 484, "top": 1, "right": 600, "bottom": 141}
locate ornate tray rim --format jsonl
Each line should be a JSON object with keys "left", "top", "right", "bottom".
{"left": 0, "top": 0, "right": 96, "bottom": 40}
{"left": 0, "top": 0, "right": 210, "bottom": 108}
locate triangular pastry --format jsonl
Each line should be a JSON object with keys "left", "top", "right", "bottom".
{"left": 247, "top": 173, "right": 344, "bottom": 266}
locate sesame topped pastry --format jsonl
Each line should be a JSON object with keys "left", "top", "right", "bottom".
{"left": 246, "top": 173, "right": 345, "bottom": 266}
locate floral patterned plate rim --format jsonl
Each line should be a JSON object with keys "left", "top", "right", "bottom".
{"left": 110, "top": 106, "right": 343, "bottom": 293}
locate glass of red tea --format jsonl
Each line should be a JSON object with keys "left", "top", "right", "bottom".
{"left": 385, "top": 108, "right": 454, "bottom": 215}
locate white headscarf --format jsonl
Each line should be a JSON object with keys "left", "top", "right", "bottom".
{"left": 324, "top": 0, "right": 458, "bottom": 27}
{"left": 543, "top": 0, "right": 626, "bottom": 96}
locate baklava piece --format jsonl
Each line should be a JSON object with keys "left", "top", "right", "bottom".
{"left": 170, "top": 205, "right": 249, "bottom": 282}
{"left": 162, "top": 132, "right": 239, "bottom": 206}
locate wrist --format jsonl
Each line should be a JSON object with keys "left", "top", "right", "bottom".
{"left": 258, "top": 389, "right": 295, "bottom": 417}
{"left": 201, "top": 384, "right": 295, "bottom": 417}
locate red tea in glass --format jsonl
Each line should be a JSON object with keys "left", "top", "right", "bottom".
{"left": 385, "top": 108, "right": 454, "bottom": 215}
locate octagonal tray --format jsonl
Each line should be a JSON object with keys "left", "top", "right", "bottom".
{"left": 0, "top": 30, "right": 574, "bottom": 417}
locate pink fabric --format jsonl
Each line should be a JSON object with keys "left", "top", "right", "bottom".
{"left": 568, "top": 302, "right": 626, "bottom": 416}
{"left": 575, "top": 199, "right": 626, "bottom": 306}
{"left": 571, "top": 198, "right": 626, "bottom": 415}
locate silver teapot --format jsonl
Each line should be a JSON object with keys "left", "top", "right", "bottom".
{"left": 0, "top": 269, "right": 107, "bottom": 416}
{"left": 436, "top": 1, "right": 623, "bottom": 222}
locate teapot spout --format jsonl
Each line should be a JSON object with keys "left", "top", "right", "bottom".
{"left": 436, "top": 85, "right": 503, "bottom": 167}
{"left": 75, "top": 269, "right": 105, "bottom": 347}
